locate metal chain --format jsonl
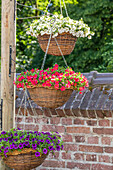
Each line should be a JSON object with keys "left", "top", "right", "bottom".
{"left": 54, "top": 37, "right": 68, "bottom": 67}
{"left": 63, "top": 0, "right": 69, "bottom": 17}
{"left": 46, "top": 0, "right": 52, "bottom": 11}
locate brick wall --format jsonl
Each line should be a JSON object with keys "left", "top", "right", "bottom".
{"left": 15, "top": 111, "right": 113, "bottom": 170}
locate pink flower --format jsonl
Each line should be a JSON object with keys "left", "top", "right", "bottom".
{"left": 60, "top": 86, "right": 65, "bottom": 91}
{"left": 79, "top": 87, "right": 85, "bottom": 91}
{"left": 54, "top": 84, "right": 59, "bottom": 89}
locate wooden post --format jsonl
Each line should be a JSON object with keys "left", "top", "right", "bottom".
{"left": 1, "top": 0, "right": 16, "bottom": 131}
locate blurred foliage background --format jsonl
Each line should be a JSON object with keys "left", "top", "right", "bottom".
{"left": 0, "top": 0, "right": 113, "bottom": 72}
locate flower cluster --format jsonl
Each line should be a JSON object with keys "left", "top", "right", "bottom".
{"left": 0, "top": 128, "right": 63, "bottom": 158}
{"left": 14, "top": 64, "right": 89, "bottom": 93}
{"left": 27, "top": 14, "right": 94, "bottom": 39}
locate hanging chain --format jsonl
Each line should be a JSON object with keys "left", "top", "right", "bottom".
{"left": 63, "top": 0, "right": 69, "bottom": 17}
{"left": 46, "top": 0, "right": 52, "bottom": 11}
{"left": 54, "top": 37, "right": 68, "bottom": 67}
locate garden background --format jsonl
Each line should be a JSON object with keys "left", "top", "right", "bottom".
{"left": 0, "top": 0, "right": 113, "bottom": 73}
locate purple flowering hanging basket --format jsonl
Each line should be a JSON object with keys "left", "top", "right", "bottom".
{"left": 3, "top": 148, "right": 48, "bottom": 170}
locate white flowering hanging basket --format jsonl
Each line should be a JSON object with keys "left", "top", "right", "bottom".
{"left": 27, "top": 15, "right": 94, "bottom": 56}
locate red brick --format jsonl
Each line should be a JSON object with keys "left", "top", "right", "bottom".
{"left": 67, "top": 127, "right": 90, "bottom": 134}
{"left": 99, "top": 155, "right": 110, "bottom": 163}
{"left": 99, "top": 119, "right": 110, "bottom": 126}
{"left": 88, "top": 136, "right": 98, "bottom": 144}
{"left": 42, "top": 125, "right": 65, "bottom": 133}
{"left": 48, "top": 152, "right": 59, "bottom": 159}
{"left": 35, "top": 108, "right": 43, "bottom": 115}
{"left": 86, "top": 154, "right": 97, "bottom": 161}
{"left": 64, "top": 144, "right": 77, "bottom": 151}
{"left": 75, "top": 136, "right": 85, "bottom": 143}
{"left": 50, "top": 117, "right": 60, "bottom": 124}
{"left": 79, "top": 145, "right": 103, "bottom": 153}
{"left": 56, "top": 109, "right": 65, "bottom": 117}
{"left": 101, "top": 137, "right": 111, "bottom": 145}
{"left": 74, "top": 153, "right": 84, "bottom": 161}
{"left": 25, "top": 117, "right": 33, "bottom": 123}
{"left": 64, "top": 109, "right": 74, "bottom": 116}
{"left": 25, "top": 124, "right": 35, "bottom": 131}
{"left": 16, "top": 124, "right": 24, "bottom": 129}
{"left": 34, "top": 117, "right": 49, "bottom": 124}
{"left": 93, "top": 128, "right": 113, "bottom": 135}
{"left": 67, "top": 162, "right": 90, "bottom": 169}
{"left": 61, "top": 118, "right": 72, "bottom": 125}
{"left": 62, "top": 152, "right": 71, "bottom": 159}
{"left": 105, "top": 147, "right": 113, "bottom": 153}
{"left": 16, "top": 117, "right": 23, "bottom": 123}
{"left": 110, "top": 120, "right": 113, "bottom": 126}
{"left": 62, "top": 134, "right": 73, "bottom": 142}
{"left": 34, "top": 125, "right": 39, "bottom": 131}
{"left": 86, "top": 120, "right": 97, "bottom": 126}
{"left": 74, "top": 118, "right": 84, "bottom": 125}
{"left": 92, "top": 164, "right": 113, "bottom": 170}
{"left": 49, "top": 108, "right": 58, "bottom": 116}
{"left": 43, "top": 108, "right": 51, "bottom": 117}
{"left": 42, "top": 160, "right": 65, "bottom": 168}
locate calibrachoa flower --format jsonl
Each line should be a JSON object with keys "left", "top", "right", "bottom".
{"left": 0, "top": 128, "right": 63, "bottom": 159}
{"left": 14, "top": 64, "right": 89, "bottom": 94}
{"left": 27, "top": 14, "right": 94, "bottom": 39}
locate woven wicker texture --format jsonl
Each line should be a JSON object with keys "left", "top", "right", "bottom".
{"left": 38, "top": 33, "right": 77, "bottom": 56}
{"left": 28, "top": 87, "right": 73, "bottom": 108}
{"left": 3, "top": 149, "right": 48, "bottom": 170}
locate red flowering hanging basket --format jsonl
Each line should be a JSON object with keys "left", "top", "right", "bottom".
{"left": 3, "top": 148, "right": 48, "bottom": 170}
{"left": 28, "top": 86, "right": 73, "bottom": 108}
{"left": 14, "top": 65, "right": 89, "bottom": 109}
{"left": 38, "top": 33, "right": 77, "bottom": 56}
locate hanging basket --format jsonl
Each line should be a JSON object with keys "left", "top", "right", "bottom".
{"left": 28, "top": 87, "right": 73, "bottom": 108}
{"left": 38, "top": 32, "right": 77, "bottom": 56}
{"left": 3, "top": 148, "right": 48, "bottom": 170}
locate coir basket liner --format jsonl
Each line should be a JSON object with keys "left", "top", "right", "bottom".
{"left": 38, "top": 33, "right": 77, "bottom": 56}
{"left": 28, "top": 87, "right": 73, "bottom": 108}
{"left": 3, "top": 148, "right": 48, "bottom": 170}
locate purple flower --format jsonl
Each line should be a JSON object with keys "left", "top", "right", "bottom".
{"left": 13, "top": 145, "right": 18, "bottom": 149}
{"left": 14, "top": 133, "right": 18, "bottom": 136}
{"left": 34, "top": 131, "right": 38, "bottom": 134}
{"left": 43, "top": 148, "right": 47, "bottom": 154}
{"left": 17, "top": 128, "right": 21, "bottom": 130}
{"left": 55, "top": 131, "right": 59, "bottom": 134}
{"left": 46, "top": 139, "right": 51, "bottom": 144}
{"left": 53, "top": 136, "right": 56, "bottom": 140}
{"left": 0, "top": 138, "right": 2, "bottom": 142}
{"left": 45, "top": 132, "right": 51, "bottom": 135}
{"left": 48, "top": 146, "right": 54, "bottom": 151}
{"left": 1, "top": 131, "right": 6, "bottom": 135}
{"left": 32, "top": 144, "right": 37, "bottom": 148}
{"left": 31, "top": 138, "right": 36, "bottom": 142}
{"left": 10, "top": 145, "right": 14, "bottom": 149}
{"left": 4, "top": 147, "right": 9, "bottom": 153}
{"left": 19, "top": 143, "right": 24, "bottom": 149}
{"left": 61, "top": 145, "right": 64, "bottom": 149}
{"left": 4, "top": 154, "right": 7, "bottom": 157}
{"left": 37, "top": 142, "right": 40, "bottom": 145}
{"left": 49, "top": 136, "right": 53, "bottom": 140}
{"left": 24, "top": 141, "right": 29, "bottom": 146}
{"left": 56, "top": 145, "right": 61, "bottom": 151}
{"left": 19, "top": 135, "right": 24, "bottom": 139}
{"left": 35, "top": 152, "right": 40, "bottom": 157}
{"left": 1, "top": 146, "right": 5, "bottom": 150}
{"left": 39, "top": 139, "right": 44, "bottom": 143}
{"left": 14, "top": 138, "right": 18, "bottom": 142}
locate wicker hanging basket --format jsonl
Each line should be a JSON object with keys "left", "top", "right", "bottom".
{"left": 38, "top": 32, "right": 77, "bottom": 56}
{"left": 28, "top": 87, "right": 73, "bottom": 108}
{"left": 3, "top": 148, "right": 48, "bottom": 170}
